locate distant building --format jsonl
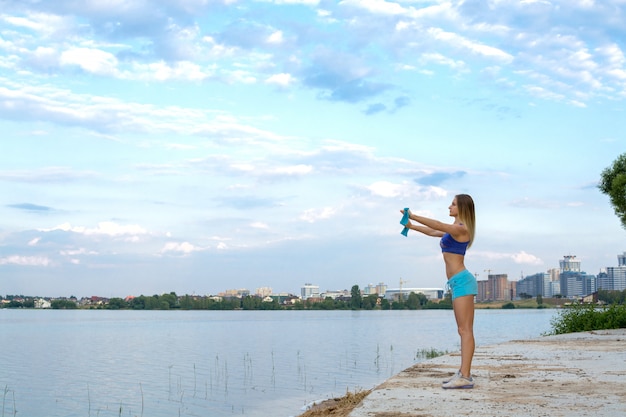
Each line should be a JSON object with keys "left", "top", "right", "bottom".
{"left": 34, "top": 298, "right": 51, "bottom": 309}
{"left": 559, "top": 271, "right": 596, "bottom": 298}
{"left": 546, "top": 280, "right": 561, "bottom": 298}
{"left": 601, "top": 265, "right": 626, "bottom": 291}
{"left": 301, "top": 283, "right": 320, "bottom": 300}
{"left": 376, "top": 282, "right": 387, "bottom": 295}
{"left": 516, "top": 273, "right": 549, "bottom": 298}
{"left": 321, "top": 289, "right": 351, "bottom": 299}
{"left": 477, "top": 273, "right": 511, "bottom": 302}
{"left": 384, "top": 288, "right": 443, "bottom": 301}
{"left": 221, "top": 288, "right": 250, "bottom": 298}
{"left": 363, "top": 282, "right": 387, "bottom": 296}
{"left": 558, "top": 255, "right": 596, "bottom": 297}
{"left": 560, "top": 255, "right": 581, "bottom": 273}
{"left": 600, "top": 252, "right": 626, "bottom": 291}
{"left": 363, "top": 284, "right": 377, "bottom": 295}
{"left": 255, "top": 287, "right": 272, "bottom": 297}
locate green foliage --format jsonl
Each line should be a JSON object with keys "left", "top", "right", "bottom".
{"left": 350, "top": 285, "right": 362, "bottom": 309}
{"left": 424, "top": 292, "right": 452, "bottom": 309}
{"left": 598, "top": 289, "right": 626, "bottom": 305}
{"left": 415, "top": 348, "right": 449, "bottom": 360}
{"left": 4, "top": 284, "right": 457, "bottom": 311}
{"left": 548, "top": 303, "right": 626, "bottom": 335}
{"left": 106, "top": 298, "right": 127, "bottom": 310}
{"left": 361, "top": 294, "right": 379, "bottom": 310}
{"left": 51, "top": 299, "right": 77, "bottom": 309}
{"left": 406, "top": 292, "right": 428, "bottom": 310}
{"left": 599, "top": 153, "right": 626, "bottom": 229}
{"left": 502, "top": 302, "right": 515, "bottom": 309}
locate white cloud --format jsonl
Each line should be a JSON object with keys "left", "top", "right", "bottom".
{"left": 300, "top": 206, "right": 338, "bottom": 223}
{"left": 3, "top": 12, "right": 70, "bottom": 36}
{"left": 60, "top": 248, "right": 98, "bottom": 256}
{"left": 340, "top": 0, "right": 407, "bottom": 16}
{"left": 28, "top": 237, "right": 41, "bottom": 246}
{"left": 367, "top": 181, "right": 404, "bottom": 198}
{"left": 131, "top": 61, "right": 209, "bottom": 82}
{"left": 427, "top": 28, "right": 514, "bottom": 63}
{"left": 0, "top": 255, "right": 51, "bottom": 266}
{"left": 60, "top": 47, "right": 119, "bottom": 76}
{"left": 421, "top": 52, "right": 466, "bottom": 70}
{"left": 478, "top": 250, "right": 543, "bottom": 266}
{"left": 270, "top": 164, "right": 313, "bottom": 176}
{"left": 265, "top": 73, "right": 295, "bottom": 87}
{"left": 512, "top": 251, "right": 543, "bottom": 265}
{"left": 41, "top": 222, "right": 148, "bottom": 237}
{"left": 267, "top": 30, "right": 284, "bottom": 44}
{"left": 161, "top": 241, "right": 200, "bottom": 254}
{"left": 365, "top": 181, "right": 447, "bottom": 200}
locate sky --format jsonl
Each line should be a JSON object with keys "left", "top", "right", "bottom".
{"left": 1, "top": 0, "right": 625, "bottom": 298}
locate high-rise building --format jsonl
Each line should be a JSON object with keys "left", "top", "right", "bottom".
{"left": 301, "top": 283, "right": 320, "bottom": 300}
{"left": 255, "top": 287, "right": 273, "bottom": 297}
{"left": 598, "top": 252, "right": 626, "bottom": 291}
{"left": 560, "top": 255, "right": 581, "bottom": 273}
{"left": 606, "top": 266, "right": 626, "bottom": 291}
{"left": 516, "top": 272, "right": 549, "bottom": 298}
{"left": 558, "top": 255, "right": 597, "bottom": 297}
{"left": 559, "top": 271, "right": 596, "bottom": 297}
{"left": 376, "top": 282, "right": 387, "bottom": 296}
{"left": 476, "top": 273, "right": 510, "bottom": 301}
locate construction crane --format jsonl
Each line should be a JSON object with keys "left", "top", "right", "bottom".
{"left": 399, "top": 277, "right": 409, "bottom": 302}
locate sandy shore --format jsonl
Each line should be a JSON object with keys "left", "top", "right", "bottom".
{"left": 344, "top": 329, "right": 626, "bottom": 417}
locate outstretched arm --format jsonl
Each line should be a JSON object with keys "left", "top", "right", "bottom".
{"left": 400, "top": 209, "right": 444, "bottom": 237}
{"left": 405, "top": 209, "right": 468, "bottom": 241}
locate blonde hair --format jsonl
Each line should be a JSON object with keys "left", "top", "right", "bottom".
{"left": 456, "top": 194, "right": 476, "bottom": 249}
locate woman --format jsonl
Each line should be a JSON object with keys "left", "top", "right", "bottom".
{"left": 400, "top": 194, "right": 477, "bottom": 389}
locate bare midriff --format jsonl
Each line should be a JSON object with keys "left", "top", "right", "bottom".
{"left": 443, "top": 252, "right": 466, "bottom": 279}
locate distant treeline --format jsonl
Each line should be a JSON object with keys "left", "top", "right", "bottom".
{"left": 2, "top": 287, "right": 453, "bottom": 311}
{"left": 3, "top": 289, "right": 625, "bottom": 311}
{"left": 91, "top": 290, "right": 452, "bottom": 311}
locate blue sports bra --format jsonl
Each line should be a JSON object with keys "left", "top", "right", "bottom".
{"left": 440, "top": 233, "right": 469, "bottom": 255}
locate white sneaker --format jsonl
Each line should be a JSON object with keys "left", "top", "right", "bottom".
{"left": 442, "top": 373, "right": 474, "bottom": 389}
{"left": 442, "top": 370, "right": 460, "bottom": 384}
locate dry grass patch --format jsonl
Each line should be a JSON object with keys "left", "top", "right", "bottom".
{"left": 298, "top": 389, "right": 371, "bottom": 417}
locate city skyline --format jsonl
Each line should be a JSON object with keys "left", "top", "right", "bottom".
{"left": 4, "top": 252, "right": 624, "bottom": 300}
{"left": 1, "top": 1, "right": 626, "bottom": 297}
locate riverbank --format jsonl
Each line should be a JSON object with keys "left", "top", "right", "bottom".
{"left": 352, "top": 329, "right": 626, "bottom": 417}
{"left": 301, "top": 329, "right": 626, "bottom": 417}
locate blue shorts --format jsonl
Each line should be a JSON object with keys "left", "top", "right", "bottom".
{"left": 447, "top": 269, "right": 477, "bottom": 300}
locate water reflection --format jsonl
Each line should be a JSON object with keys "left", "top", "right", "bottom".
{"left": 1, "top": 309, "right": 555, "bottom": 417}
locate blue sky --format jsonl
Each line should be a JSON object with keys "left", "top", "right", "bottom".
{"left": 1, "top": 0, "right": 625, "bottom": 298}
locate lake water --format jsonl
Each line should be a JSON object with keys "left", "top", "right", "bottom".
{"left": 1, "top": 308, "right": 557, "bottom": 417}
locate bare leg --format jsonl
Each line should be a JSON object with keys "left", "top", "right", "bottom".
{"left": 452, "top": 295, "right": 475, "bottom": 378}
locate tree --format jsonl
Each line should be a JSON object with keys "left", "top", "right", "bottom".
{"left": 406, "top": 292, "right": 427, "bottom": 310}
{"left": 51, "top": 299, "right": 77, "bottom": 309}
{"left": 107, "top": 298, "right": 127, "bottom": 309}
{"left": 599, "top": 153, "right": 626, "bottom": 229}
{"left": 362, "top": 294, "right": 379, "bottom": 310}
{"left": 350, "top": 285, "right": 362, "bottom": 309}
